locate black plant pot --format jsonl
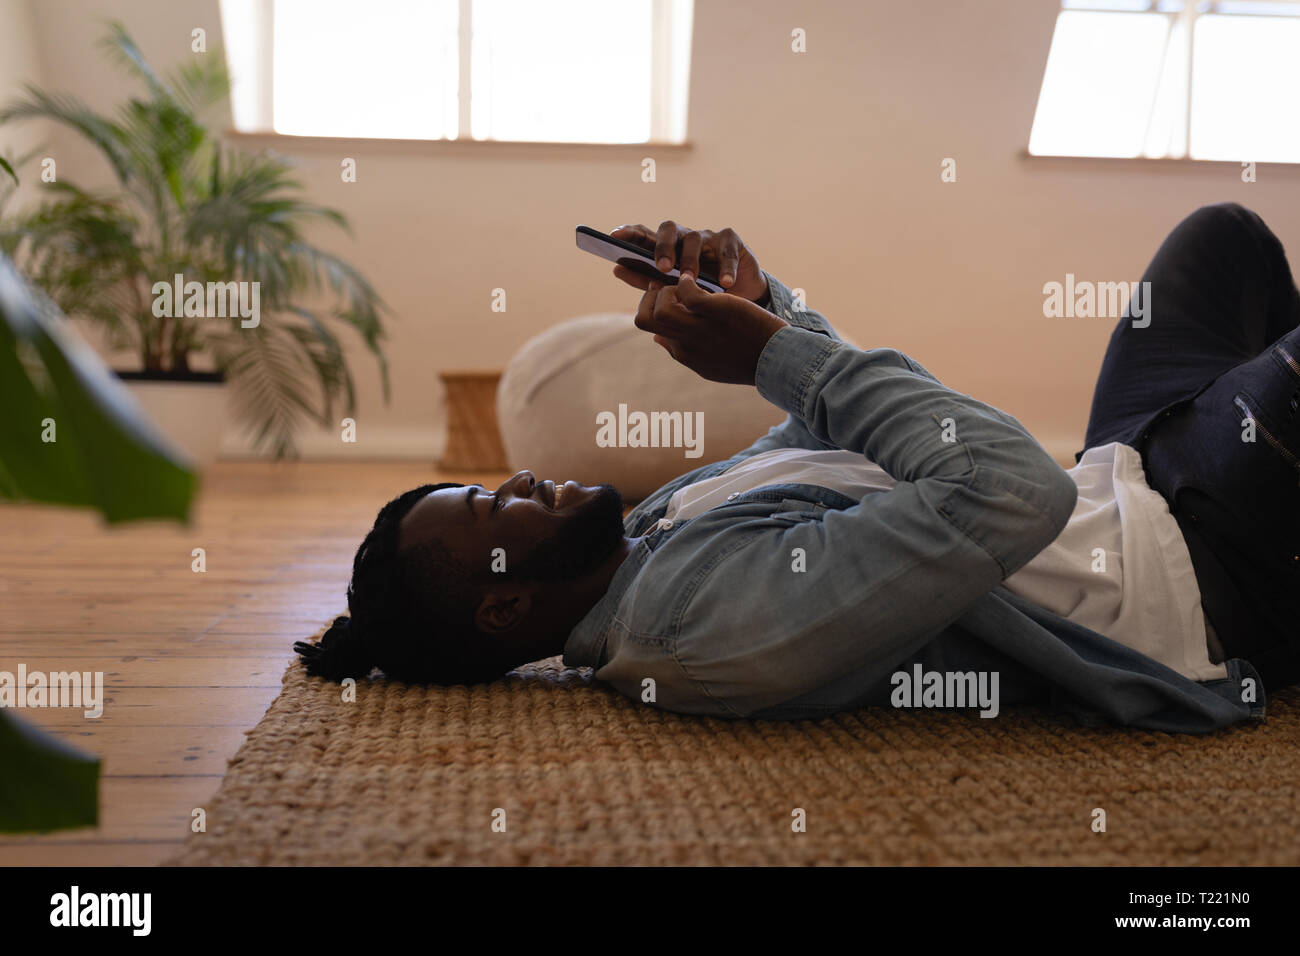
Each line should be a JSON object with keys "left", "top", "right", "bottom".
{"left": 114, "top": 369, "right": 225, "bottom": 384}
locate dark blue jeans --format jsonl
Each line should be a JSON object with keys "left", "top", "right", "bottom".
{"left": 1079, "top": 202, "right": 1300, "bottom": 691}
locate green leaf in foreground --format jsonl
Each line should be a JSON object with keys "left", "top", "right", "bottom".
{"left": 0, "top": 709, "right": 100, "bottom": 833}
{"left": 0, "top": 251, "right": 196, "bottom": 522}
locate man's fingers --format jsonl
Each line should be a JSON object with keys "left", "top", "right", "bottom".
{"left": 678, "top": 230, "right": 703, "bottom": 280}
{"left": 674, "top": 273, "right": 718, "bottom": 313}
{"left": 613, "top": 263, "right": 652, "bottom": 290}
{"left": 632, "top": 283, "right": 695, "bottom": 338}
{"left": 654, "top": 220, "right": 680, "bottom": 272}
{"left": 610, "top": 224, "right": 654, "bottom": 250}
{"left": 633, "top": 283, "right": 662, "bottom": 332}
{"left": 652, "top": 284, "right": 698, "bottom": 334}
{"left": 610, "top": 222, "right": 753, "bottom": 294}
{"left": 717, "top": 229, "right": 741, "bottom": 288}
{"left": 634, "top": 283, "right": 691, "bottom": 334}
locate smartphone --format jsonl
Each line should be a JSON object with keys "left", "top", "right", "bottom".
{"left": 575, "top": 225, "right": 728, "bottom": 293}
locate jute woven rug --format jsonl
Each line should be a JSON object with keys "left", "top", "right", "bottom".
{"left": 168, "top": 621, "right": 1300, "bottom": 866}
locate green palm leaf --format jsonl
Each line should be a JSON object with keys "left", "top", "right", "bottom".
{"left": 0, "top": 86, "right": 133, "bottom": 184}
{"left": 0, "top": 24, "right": 390, "bottom": 457}
{"left": 214, "top": 322, "right": 322, "bottom": 457}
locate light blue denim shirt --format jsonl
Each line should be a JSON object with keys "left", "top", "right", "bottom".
{"left": 562, "top": 273, "right": 1266, "bottom": 733}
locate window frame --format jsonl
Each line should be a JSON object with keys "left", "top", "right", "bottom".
{"left": 1029, "top": 0, "right": 1300, "bottom": 164}
{"left": 219, "top": 0, "right": 694, "bottom": 146}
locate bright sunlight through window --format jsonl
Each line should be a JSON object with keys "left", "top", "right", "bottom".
{"left": 274, "top": 0, "right": 458, "bottom": 140}
{"left": 220, "top": 0, "right": 694, "bottom": 143}
{"left": 1028, "top": 0, "right": 1300, "bottom": 163}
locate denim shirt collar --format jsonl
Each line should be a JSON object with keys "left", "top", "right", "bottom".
{"left": 562, "top": 480, "right": 860, "bottom": 669}
{"left": 562, "top": 537, "right": 653, "bottom": 669}
{"left": 626, "top": 477, "right": 860, "bottom": 537}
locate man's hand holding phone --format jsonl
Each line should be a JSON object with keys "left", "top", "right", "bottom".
{"left": 609, "top": 221, "right": 771, "bottom": 304}
{"left": 633, "top": 274, "right": 788, "bottom": 386}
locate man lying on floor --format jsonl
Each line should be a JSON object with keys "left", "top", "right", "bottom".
{"left": 296, "top": 203, "right": 1300, "bottom": 733}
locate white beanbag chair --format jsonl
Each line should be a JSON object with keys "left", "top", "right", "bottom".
{"left": 497, "top": 313, "right": 786, "bottom": 501}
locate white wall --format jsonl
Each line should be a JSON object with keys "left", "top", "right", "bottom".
{"left": 0, "top": 0, "right": 47, "bottom": 201}
{"left": 6, "top": 0, "right": 1300, "bottom": 461}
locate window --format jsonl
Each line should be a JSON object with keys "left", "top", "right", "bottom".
{"left": 1028, "top": 0, "right": 1300, "bottom": 162}
{"left": 219, "top": 0, "right": 695, "bottom": 143}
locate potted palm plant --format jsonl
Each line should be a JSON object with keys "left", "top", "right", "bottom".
{"left": 0, "top": 23, "right": 388, "bottom": 460}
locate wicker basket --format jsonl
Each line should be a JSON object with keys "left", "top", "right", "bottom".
{"left": 439, "top": 370, "right": 510, "bottom": 471}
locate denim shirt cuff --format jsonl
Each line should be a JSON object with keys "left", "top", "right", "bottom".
{"left": 755, "top": 324, "right": 840, "bottom": 419}
{"left": 763, "top": 271, "right": 812, "bottom": 325}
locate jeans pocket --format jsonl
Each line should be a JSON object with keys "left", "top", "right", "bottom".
{"left": 1234, "top": 392, "right": 1300, "bottom": 474}
{"left": 1270, "top": 343, "right": 1300, "bottom": 422}
{"left": 1272, "top": 342, "right": 1300, "bottom": 379}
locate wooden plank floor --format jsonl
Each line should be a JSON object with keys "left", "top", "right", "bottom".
{"left": 0, "top": 461, "right": 508, "bottom": 866}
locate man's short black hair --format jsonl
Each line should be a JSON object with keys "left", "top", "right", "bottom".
{"left": 293, "top": 483, "right": 511, "bottom": 686}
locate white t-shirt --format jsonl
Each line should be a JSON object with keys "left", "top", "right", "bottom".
{"left": 663, "top": 442, "right": 1227, "bottom": 683}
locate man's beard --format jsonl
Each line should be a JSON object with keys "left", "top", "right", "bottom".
{"left": 509, "top": 484, "right": 626, "bottom": 582}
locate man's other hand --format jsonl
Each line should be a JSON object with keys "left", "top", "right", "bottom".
{"left": 634, "top": 275, "right": 789, "bottom": 386}
{"left": 610, "top": 221, "right": 770, "bottom": 303}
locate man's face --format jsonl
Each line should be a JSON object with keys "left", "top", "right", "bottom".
{"left": 398, "top": 471, "right": 626, "bottom": 585}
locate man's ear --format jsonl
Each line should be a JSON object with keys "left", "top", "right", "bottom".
{"left": 474, "top": 588, "right": 533, "bottom": 635}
